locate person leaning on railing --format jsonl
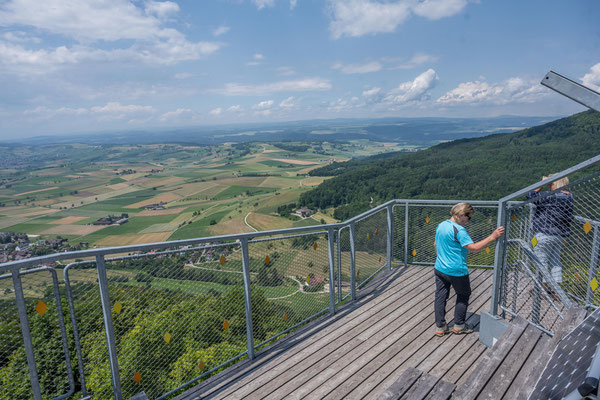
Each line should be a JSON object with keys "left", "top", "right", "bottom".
{"left": 526, "top": 175, "right": 574, "bottom": 297}
{"left": 433, "top": 202, "right": 505, "bottom": 337}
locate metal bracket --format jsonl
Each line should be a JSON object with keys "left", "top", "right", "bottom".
{"left": 541, "top": 70, "right": 600, "bottom": 112}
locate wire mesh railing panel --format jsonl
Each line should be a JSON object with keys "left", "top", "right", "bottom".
{"left": 0, "top": 271, "right": 33, "bottom": 399}
{"left": 0, "top": 268, "right": 72, "bottom": 400}
{"left": 64, "top": 262, "right": 105, "bottom": 399}
{"left": 249, "top": 232, "right": 330, "bottom": 349}
{"left": 392, "top": 204, "right": 406, "bottom": 265}
{"left": 354, "top": 209, "right": 388, "bottom": 289}
{"left": 405, "top": 203, "right": 498, "bottom": 268}
{"left": 338, "top": 227, "right": 352, "bottom": 303}
{"left": 500, "top": 172, "right": 600, "bottom": 332}
{"left": 99, "top": 243, "right": 245, "bottom": 400}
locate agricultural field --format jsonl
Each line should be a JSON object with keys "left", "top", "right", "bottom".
{"left": 0, "top": 140, "right": 406, "bottom": 248}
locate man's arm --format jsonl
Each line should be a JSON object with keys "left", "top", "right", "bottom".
{"left": 465, "top": 227, "right": 505, "bottom": 253}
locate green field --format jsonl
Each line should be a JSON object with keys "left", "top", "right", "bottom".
{"left": 0, "top": 140, "right": 401, "bottom": 247}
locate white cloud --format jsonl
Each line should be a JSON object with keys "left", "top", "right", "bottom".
{"left": 279, "top": 96, "right": 297, "bottom": 109}
{"left": 252, "top": 0, "right": 276, "bottom": 10}
{"left": 210, "top": 107, "right": 223, "bottom": 116}
{"left": 90, "top": 102, "right": 154, "bottom": 114}
{"left": 2, "top": 31, "right": 40, "bottom": 43}
{"left": 581, "top": 62, "right": 600, "bottom": 92}
{"left": 253, "top": 53, "right": 265, "bottom": 60}
{"left": 328, "top": 0, "right": 467, "bottom": 39}
{"left": 213, "top": 25, "right": 230, "bottom": 36}
{"left": 392, "top": 53, "right": 438, "bottom": 70}
{"left": 290, "top": 0, "right": 298, "bottom": 10}
{"left": 212, "top": 77, "right": 332, "bottom": 96}
{"left": 160, "top": 108, "right": 192, "bottom": 121}
{"left": 174, "top": 72, "right": 193, "bottom": 79}
{"left": 253, "top": 100, "right": 274, "bottom": 110}
{"left": 227, "top": 105, "right": 243, "bottom": 112}
{"left": 144, "top": 1, "right": 180, "bottom": 20}
{"left": 277, "top": 66, "right": 296, "bottom": 76}
{"left": 362, "top": 87, "right": 381, "bottom": 98}
{"left": 332, "top": 61, "right": 382, "bottom": 74}
{"left": 412, "top": 0, "right": 467, "bottom": 20}
{"left": 327, "top": 97, "right": 361, "bottom": 112}
{"left": 384, "top": 68, "right": 438, "bottom": 104}
{"left": 437, "top": 76, "right": 547, "bottom": 105}
{"left": 0, "top": 0, "right": 221, "bottom": 73}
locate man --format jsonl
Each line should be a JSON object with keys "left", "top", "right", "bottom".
{"left": 434, "top": 202, "right": 505, "bottom": 336}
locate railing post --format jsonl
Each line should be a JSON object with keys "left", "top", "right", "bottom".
{"left": 11, "top": 267, "right": 42, "bottom": 400}
{"left": 586, "top": 224, "right": 600, "bottom": 307}
{"left": 96, "top": 255, "right": 122, "bottom": 400}
{"left": 327, "top": 228, "right": 336, "bottom": 315}
{"left": 404, "top": 202, "right": 409, "bottom": 267}
{"left": 240, "top": 238, "right": 255, "bottom": 360}
{"left": 349, "top": 223, "right": 357, "bottom": 301}
{"left": 337, "top": 228, "right": 342, "bottom": 303}
{"left": 490, "top": 201, "right": 508, "bottom": 316}
{"left": 386, "top": 204, "right": 393, "bottom": 270}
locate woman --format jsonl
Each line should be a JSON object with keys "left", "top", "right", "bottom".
{"left": 434, "top": 202, "right": 505, "bottom": 336}
{"left": 526, "top": 175, "right": 574, "bottom": 291}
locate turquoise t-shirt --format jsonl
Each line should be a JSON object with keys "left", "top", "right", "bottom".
{"left": 434, "top": 219, "right": 474, "bottom": 276}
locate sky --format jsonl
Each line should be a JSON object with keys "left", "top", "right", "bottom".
{"left": 0, "top": 0, "right": 598, "bottom": 139}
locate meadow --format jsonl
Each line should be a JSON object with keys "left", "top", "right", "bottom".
{"left": 0, "top": 141, "right": 405, "bottom": 248}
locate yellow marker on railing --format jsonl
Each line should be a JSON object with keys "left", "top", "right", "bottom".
{"left": 485, "top": 247, "right": 490, "bottom": 254}
{"left": 35, "top": 300, "right": 47, "bottom": 316}
{"left": 306, "top": 275, "right": 310, "bottom": 284}
{"left": 113, "top": 302, "right": 122, "bottom": 315}
{"left": 412, "top": 249, "right": 416, "bottom": 257}
{"left": 425, "top": 216, "right": 430, "bottom": 224}
{"left": 584, "top": 221, "right": 592, "bottom": 235}
{"left": 512, "top": 215, "right": 516, "bottom": 221}
{"left": 367, "top": 233, "right": 370, "bottom": 240}
{"left": 531, "top": 236, "right": 538, "bottom": 248}
{"left": 591, "top": 278, "right": 599, "bottom": 292}
{"left": 375, "top": 228, "right": 379, "bottom": 235}
{"left": 198, "top": 361, "right": 205, "bottom": 370}
{"left": 133, "top": 372, "right": 141, "bottom": 383}
{"left": 313, "top": 242, "right": 318, "bottom": 250}
{"left": 223, "top": 320, "right": 229, "bottom": 331}
{"left": 164, "top": 332, "right": 172, "bottom": 344}
{"left": 265, "top": 255, "right": 270, "bottom": 265}
{"left": 283, "top": 312, "right": 288, "bottom": 321}
{"left": 220, "top": 255, "right": 226, "bottom": 265}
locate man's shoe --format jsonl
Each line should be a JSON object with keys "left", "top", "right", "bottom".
{"left": 435, "top": 324, "right": 450, "bottom": 337}
{"left": 452, "top": 323, "right": 473, "bottom": 334}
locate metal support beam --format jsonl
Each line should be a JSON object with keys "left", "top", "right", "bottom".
{"left": 404, "top": 203, "right": 409, "bottom": 267}
{"left": 490, "top": 201, "right": 507, "bottom": 316}
{"left": 96, "top": 255, "right": 122, "bottom": 400}
{"left": 542, "top": 70, "right": 600, "bottom": 112}
{"left": 337, "top": 228, "right": 342, "bottom": 304}
{"left": 240, "top": 239, "right": 255, "bottom": 360}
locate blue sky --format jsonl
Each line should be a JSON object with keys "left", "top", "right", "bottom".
{"left": 0, "top": 0, "right": 598, "bottom": 138}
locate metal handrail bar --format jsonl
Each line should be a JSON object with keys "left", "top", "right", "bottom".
{"left": 500, "top": 306, "right": 554, "bottom": 336}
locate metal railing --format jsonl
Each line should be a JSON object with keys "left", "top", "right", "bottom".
{"left": 492, "top": 155, "right": 600, "bottom": 334}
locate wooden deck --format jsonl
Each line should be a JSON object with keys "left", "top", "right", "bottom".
{"left": 175, "top": 265, "right": 496, "bottom": 400}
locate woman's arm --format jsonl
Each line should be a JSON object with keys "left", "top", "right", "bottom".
{"left": 465, "top": 227, "right": 505, "bottom": 253}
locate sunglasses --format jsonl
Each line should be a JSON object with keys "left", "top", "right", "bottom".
{"left": 464, "top": 214, "right": 472, "bottom": 220}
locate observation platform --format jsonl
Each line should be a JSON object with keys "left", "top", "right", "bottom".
{"left": 175, "top": 265, "right": 501, "bottom": 399}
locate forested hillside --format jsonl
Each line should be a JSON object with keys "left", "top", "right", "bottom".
{"left": 300, "top": 110, "right": 600, "bottom": 219}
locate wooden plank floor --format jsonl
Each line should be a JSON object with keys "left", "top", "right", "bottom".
{"left": 175, "top": 265, "right": 495, "bottom": 400}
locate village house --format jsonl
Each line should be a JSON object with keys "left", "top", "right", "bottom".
{"left": 295, "top": 208, "right": 312, "bottom": 218}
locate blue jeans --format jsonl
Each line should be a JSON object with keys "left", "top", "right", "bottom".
{"left": 533, "top": 232, "right": 563, "bottom": 283}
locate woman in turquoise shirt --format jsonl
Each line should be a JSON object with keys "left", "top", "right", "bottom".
{"left": 434, "top": 202, "right": 504, "bottom": 336}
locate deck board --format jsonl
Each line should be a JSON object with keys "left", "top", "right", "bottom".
{"left": 176, "top": 266, "right": 496, "bottom": 400}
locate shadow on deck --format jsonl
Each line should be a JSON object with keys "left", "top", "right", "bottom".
{"left": 175, "top": 266, "right": 497, "bottom": 399}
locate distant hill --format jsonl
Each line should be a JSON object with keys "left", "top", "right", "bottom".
{"left": 5, "top": 115, "right": 552, "bottom": 147}
{"left": 299, "top": 110, "right": 600, "bottom": 219}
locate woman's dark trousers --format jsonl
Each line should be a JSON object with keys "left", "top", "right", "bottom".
{"left": 434, "top": 269, "right": 471, "bottom": 327}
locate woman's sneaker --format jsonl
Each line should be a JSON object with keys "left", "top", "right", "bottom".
{"left": 435, "top": 324, "right": 449, "bottom": 337}
{"left": 452, "top": 323, "right": 473, "bottom": 334}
